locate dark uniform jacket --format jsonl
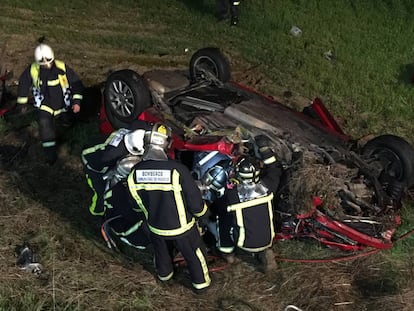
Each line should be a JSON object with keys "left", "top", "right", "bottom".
{"left": 128, "top": 159, "right": 208, "bottom": 238}
{"left": 215, "top": 161, "right": 282, "bottom": 253}
{"left": 17, "top": 60, "right": 84, "bottom": 112}
{"left": 216, "top": 184, "right": 275, "bottom": 252}
{"left": 81, "top": 129, "right": 131, "bottom": 174}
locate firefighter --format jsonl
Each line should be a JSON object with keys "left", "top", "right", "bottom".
{"left": 101, "top": 155, "right": 151, "bottom": 250}
{"left": 127, "top": 122, "right": 211, "bottom": 293}
{"left": 212, "top": 136, "right": 282, "bottom": 272}
{"left": 16, "top": 44, "right": 84, "bottom": 164}
{"left": 216, "top": 0, "right": 241, "bottom": 26}
{"left": 81, "top": 120, "right": 151, "bottom": 217}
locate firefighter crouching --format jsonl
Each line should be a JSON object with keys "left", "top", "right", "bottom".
{"left": 127, "top": 123, "right": 211, "bottom": 293}
{"left": 16, "top": 43, "right": 84, "bottom": 164}
{"left": 82, "top": 121, "right": 152, "bottom": 250}
{"left": 81, "top": 120, "right": 151, "bottom": 217}
{"left": 210, "top": 135, "right": 282, "bottom": 272}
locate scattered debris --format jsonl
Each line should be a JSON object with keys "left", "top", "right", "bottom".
{"left": 324, "top": 50, "right": 335, "bottom": 61}
{"left": 285, "top": 305, "right": 304, "bottom": 311}
{"left": 290, "top": 26, "right": 302, "bottom": 37}
{"left": 15, "top": 243, "right": 43, "bottom": 276}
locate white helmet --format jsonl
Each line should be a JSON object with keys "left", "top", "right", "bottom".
{"left": 34, "top": 44, "right": 55, "bottom": 66}
{"left": 124, "top": 129, "right": 146, "bottom": 155}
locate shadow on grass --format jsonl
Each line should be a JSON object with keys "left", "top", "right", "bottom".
{"left": 0, "top": 85, "right": 163, "bottom": 284}
{"left": 0, "top": 84, "right": 107, "bottom": 248}
{"left": 177, "top": 0, "right": 215, "bottom": 17}
{"left": 397, "top": 63, "right": 414, "bottom": 85}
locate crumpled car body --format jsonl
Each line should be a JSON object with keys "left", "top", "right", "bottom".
{"left": 99, "top": 47, "right": 414, "bottom": 250}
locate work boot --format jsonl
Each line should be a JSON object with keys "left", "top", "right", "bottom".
{"left": 256, "top": 249, "right": 277, "bottom": 273}
{"left": 43, "top": 144, "right": 58, "bottom": 165}
{"left": 193, "top": 284, "right": 211, "bottom": 295}
{"left": 230, "top": 15, "right": 239, "bottom": 26}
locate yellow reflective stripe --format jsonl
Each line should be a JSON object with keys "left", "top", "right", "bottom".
{"left": 120, "top": 237, "right": 146, "bottom": 249}
{"left": 58, "top": 73, "right": 68, "bottom": 87}
{"left": 227, "top": 193, "right": 275, "bottom": 250}
{"left": 128, "top": 173, "right": 149, "bottom": 219}
{"left": 104, "top": 190, "right": 112, "bottom": 200}
{"left": 194, "top": 202, "right": 208, "bottom": 218}
{"left": 149, "top": 219, "right": 195, "bottom": 236}
{"left": 104, "top": 200, "right": 113, "bottom": 210}
{"left": 17, "top": 97, "right": 28, "bottom": 104}
{"left": 218, "top": 246, "right": 235, "bottom": 254}
{"left": 84, "top": 163, "right": 108, "bottom": 174}
{"left": 192, "top": 248, "right": 211, "bottom": 290}
{"left": 39, "top": 105, "right": 67, "bottom": 116}
{"left": 158, "top": 271, "right": 174, "bottom": 281}
{"left": 238, "top": 225, "right": 246, "bottom": 248}
{"left": 47, "top": 79, "right": 60, "bottom": 86}
{"left": 172, "top": 170, "right": 188, "bottom": 227}
{"left": 86, "top": 174, "right": 104, "bottom": 216}
{"left": 30, "top": 63, "right": 40, "bottom": 88}
{"left": 42, "top": 141, "right": 56, "bottom": 147}
{"left": 227, "top": 193, "right": 274, "bottom": 212}
{"left": 127, "top": 169, "right": 196, "bottom": 237}
{"left": 263, "top": 156, "right": 277, "bottom": 165}
{"left": 113, "top": 220, "right": 143, "bottom": 236}
{"left": 73, "top": 94, "right": 83, "bottom": 100}
{"left": 81, "top": 133, "right": 117, "bottom": 173}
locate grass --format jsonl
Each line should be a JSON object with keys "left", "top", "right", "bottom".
{"left": 1, "top": 0, "right": 413, "bottom": 140}
{"left": 1, "top": 0, "right": 414, "bottom": 310}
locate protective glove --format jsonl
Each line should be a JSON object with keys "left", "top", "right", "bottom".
{"left": 197, "top": 209, "right": 212, "bottom": 229}
{"left": 254, "top": 135, "right": 277, "bottom": 165}
{"left": 16, "top": 103, "right": 29, "bottom": 114}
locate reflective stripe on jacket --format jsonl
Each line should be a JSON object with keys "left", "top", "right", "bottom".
{"left": 226, "top": 191, "right": 275, "bottom": 252}
{"left": 30, "top": 60, "right": 70, "bottom": 108}
{"left": 128, "top": 160, "right": 208, "bottom": 237}
{"left": 81, "top": 128, "right": 131, "bottom": 174}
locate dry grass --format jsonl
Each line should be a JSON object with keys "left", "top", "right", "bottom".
{"left": 1, "top": 2, "right": 414, "bottom": 310}
{"left": 1, "top": 129, "right": 414, "bottom": 310}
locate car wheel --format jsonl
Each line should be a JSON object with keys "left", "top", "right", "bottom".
{"left": 189, "top": 47, "right": 231, "bottom": 83}
{"left": 104, "top": 69, "right": 152, "bottom": 129}
{"left": 362, "top": 134, "right": 414, "bottom": 187}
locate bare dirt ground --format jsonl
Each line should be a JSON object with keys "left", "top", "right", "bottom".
{"left": 1, "top": 35, "right": 414, "bottom": 311}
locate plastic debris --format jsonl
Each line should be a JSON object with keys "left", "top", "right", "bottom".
{"left": 284, "top": 305, "right": 304, "bottom": 311}
{"left": 324, "top": 50, "right": 335, "bottom": 61}
{"left": 16, "top": 243, "right": 43, "bottom": 276}
{"left": 290, "top": 26, "right": 302, "bottom": 37}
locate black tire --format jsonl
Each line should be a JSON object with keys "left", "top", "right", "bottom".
{"left": 104, "top": 69, "right": 152, "bottom": 129}
{"left": 189, "top": 47, "right": 231, "bottom": 83}
{"left": 362, "top": 134, "right": 414, "bottom": 187}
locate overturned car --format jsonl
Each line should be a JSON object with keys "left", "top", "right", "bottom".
{"left": 99, "top": 47, "right": 414, "bottom": 251}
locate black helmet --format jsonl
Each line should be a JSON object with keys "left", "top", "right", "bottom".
{"left": 235, "top": 156, "right": 261, "bottom": 183}
{"left": 203, "top": 165, "right": 228, "bottom": 192}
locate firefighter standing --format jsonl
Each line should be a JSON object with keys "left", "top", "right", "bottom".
{"left": 212, "top": 135, "right": 282, "bottom": 272}
{"left": 16, "top": 44, "right": 84, "bottom": 164}
{"left": 127, "top": 123, "right": 211, "bottom": 293}
{"left": 216, "top": 0, "right": 241, "bottom": 26}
